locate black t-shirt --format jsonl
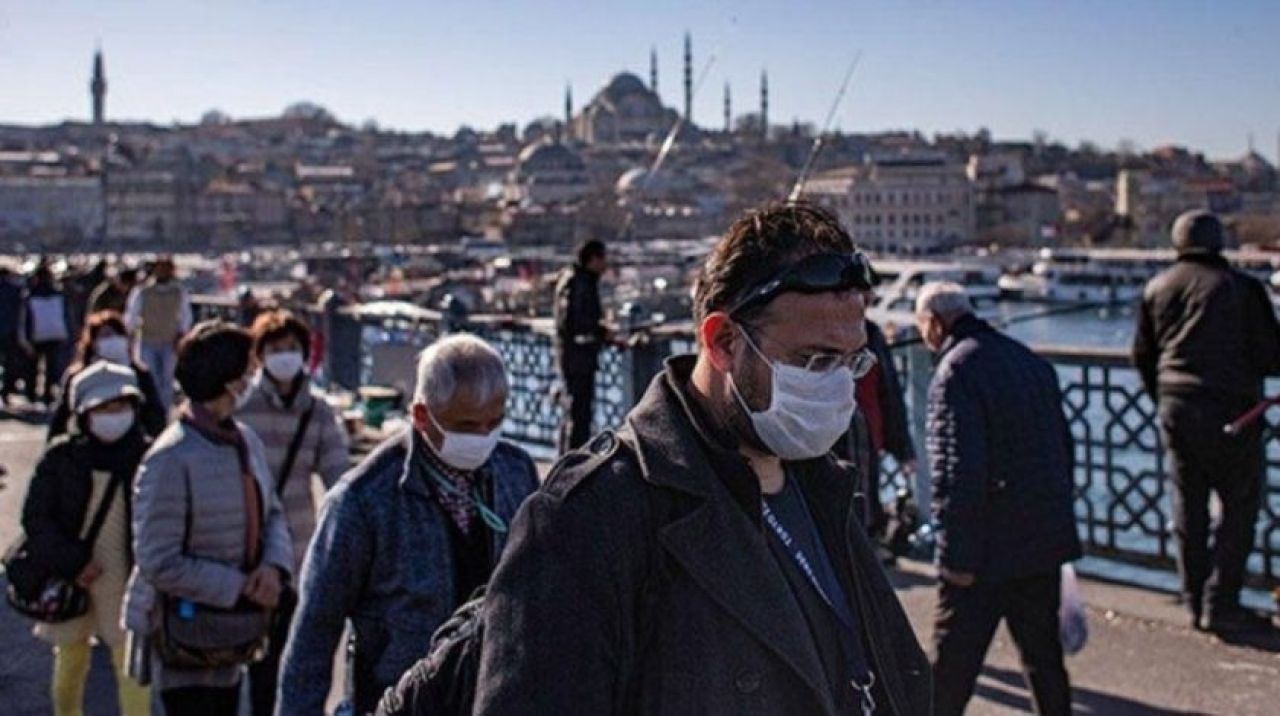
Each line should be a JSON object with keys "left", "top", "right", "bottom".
{"left": 763, "top": 476, "right": 875, "bottom": 713}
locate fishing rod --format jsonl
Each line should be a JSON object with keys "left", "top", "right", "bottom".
{"left": 1224, "top": 395, "right": 1280, "bottom": 436}
{"left": 617, "top": 53, "right": 718, "bottom": 243}
{"left": 786, "top": 52, "right": 862, "bottom": 204}
{"left": 886, "top": 300, "right": 1115, "bottom": 348}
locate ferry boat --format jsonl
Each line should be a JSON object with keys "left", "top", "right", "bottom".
{"left": 999, "top": 248, "right": 1280, "bottom": 305}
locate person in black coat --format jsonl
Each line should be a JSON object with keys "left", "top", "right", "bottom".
{"left": 915, "top": 281, "right": 1081, "bottom": 716}
{"left": 553, "top": 239, "right": 610, "bottom": 453}
{"left": 476, "top": 204, "right": 931, "bottom": 715}
{"left": 47, "top": 310, "right": 166, "bottom": 442}
{"left": 1132, "top": 210, "right": 1280, "bottom": 632}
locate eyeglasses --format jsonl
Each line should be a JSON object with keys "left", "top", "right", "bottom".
{"left": 740, "top": 324, "right": 879, "bottom": 379}
{"left": 806, "top": 347, "right": 878, "bottom": 378}
{"left": 728, "top": 251, "right": 876, "bottom": 317}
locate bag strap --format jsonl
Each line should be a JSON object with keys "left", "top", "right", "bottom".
{"left": 81, "top": 471, "right": 124, "bottom": 549}
{"left": 276, "top": 403, "right": 316, "bottom": 497}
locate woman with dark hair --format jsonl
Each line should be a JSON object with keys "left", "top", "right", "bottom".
{"left": 121, "top": 320, "right": 293, "bottom": 716}
{"left": 22, "top": 362, "right": 152, "bottom": 715}
{"left": 47, "top": 310, "right": 166, "bottom": 442}
{"left": 237, "top": 310, "right": 349, "bottom": 716}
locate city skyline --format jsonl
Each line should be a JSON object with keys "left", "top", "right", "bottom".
{"left": 3, "top": 1, "right": 1280, "bottom": 159}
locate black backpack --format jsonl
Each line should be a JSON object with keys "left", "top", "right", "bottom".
{"left": 375, "top": 428, "right": 666, "bottom": 716}
{"left": 375, "top": 585, "right": 487, "bottom": 716}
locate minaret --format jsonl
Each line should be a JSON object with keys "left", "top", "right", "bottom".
{"left": 91, "top": 47, "right": 106, "bottom": 126}
{"left": 683, "top": 32, "right": 693, "bottom": 122}
{"left": 564, "top": 84, "right": 573, "bottom": 135}
{"left": 723, "top": 82, "right": 731, "bottom": 133}
{"left": 650, "top": 47, "right": 659, "bottom": 95}
{"left": 760, "top": 69, "right": 769, "bottom": 140}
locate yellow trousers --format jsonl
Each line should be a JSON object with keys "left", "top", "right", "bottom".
{"left": 51, "top": 642, "right": 150, "bottom": 716}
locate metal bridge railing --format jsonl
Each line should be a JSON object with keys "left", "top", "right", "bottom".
{"left": 192, "top": 296, "right": 1279, "bottom": 589}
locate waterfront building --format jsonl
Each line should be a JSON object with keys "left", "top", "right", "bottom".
{"left": 0, "top": 175, "right": 103, "bottom": 248}
{"left": 104, "top": 148, "right": 195, "bottom": 247}
{"left": 193, "top": 179, "right": 289, "bottom": 247}
{"left": 806, "top": 154, "right": 975, "bottom": 255}
{"left": 1116, "top": 169, "right": 1240, "bottom": 247}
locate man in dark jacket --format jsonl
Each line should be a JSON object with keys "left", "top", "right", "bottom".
{"left": 916, "top": 281, "right": 1081, "bottom": 716}
{"left": 836, "top": 268, "right": 915, "bottom": 548}
{"left": 477, "top": 203, "right": 931, "bottom": 715}
{"left": 1132, "top": 210, "right": 1280, "bottom": 632}
{"left": 278, "top": 334, "right": 539, "bottom": 715}
{"left": 553, "top": 239, "right": 609, "bottom": 453}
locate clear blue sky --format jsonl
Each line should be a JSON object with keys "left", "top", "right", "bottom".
{"left": 2, "top": 0, "right": 1278, "bottom": 160}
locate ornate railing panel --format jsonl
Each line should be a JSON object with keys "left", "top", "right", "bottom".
{"left": 191, "top": 295, "right": 1279, "bottom": 588}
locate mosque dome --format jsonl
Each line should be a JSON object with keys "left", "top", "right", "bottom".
{"left": 517, "top": 140, "right": 586, "bottom": 173}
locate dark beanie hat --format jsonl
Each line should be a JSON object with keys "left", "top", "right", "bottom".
{"left": 175, "top": 320, "right": 253, "bottom": 403}
{"left": 1170, "top": 210, "right": 1224, "bottom": 255}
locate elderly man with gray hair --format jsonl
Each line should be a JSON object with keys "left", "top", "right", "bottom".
{"left": 915, "top": 282, "right": 1081, "bottom": 716}
{"left": 277, "top": 334, "right": 539, "bottom": 716}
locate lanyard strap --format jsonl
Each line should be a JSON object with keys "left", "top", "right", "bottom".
{"left": 761, "top": 498, "right": 843, "bottom": 620}
{"left": 761, "top": 496, "right": 876, "bottom": 712}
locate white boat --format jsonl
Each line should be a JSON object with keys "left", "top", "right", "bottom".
{"left": 867, "top": 259, "right": 1004, "bottom": 336}
{"left": 871, "top": 259, "right": 1002, "bottom": 309}
{"left": 999, "top": 248, "right": 1280, "bottom": 305}
{"left": 998, "top": 249, "right": 1161, "bottom": 304}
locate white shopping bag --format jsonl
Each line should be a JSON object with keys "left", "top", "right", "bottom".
{"left": 1058, "top": 563, "right": 1088, "bottom": 655}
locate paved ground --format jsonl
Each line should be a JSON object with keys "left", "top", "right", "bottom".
{"left": 1, "top": 410, "right": 1278, "bottom": 715}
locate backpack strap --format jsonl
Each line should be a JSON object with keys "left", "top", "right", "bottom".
{"left": 276, "top": 403, "right": 316, "bottom": 497}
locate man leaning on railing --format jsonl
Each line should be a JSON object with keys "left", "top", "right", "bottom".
{"left": 1132, "top": 209, "right": 1280, "bottom": 633}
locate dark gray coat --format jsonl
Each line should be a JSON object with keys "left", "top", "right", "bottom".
{"left": 476, "top": 356, "right": 931, "bottom": 715}
{"left": 1132, "top": 253, "right": 1280, "bottom": 403}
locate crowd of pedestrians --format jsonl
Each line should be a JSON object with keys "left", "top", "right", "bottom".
{"left": 2, "top": 203, "right": 1277, "bottom": 716}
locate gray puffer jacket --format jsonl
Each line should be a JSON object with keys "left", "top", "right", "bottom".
{"left": 237, "top": 375, "right": 350, "bottom": 573}
{"left": 122, "top": 419, "right": 294, "bottom": 691}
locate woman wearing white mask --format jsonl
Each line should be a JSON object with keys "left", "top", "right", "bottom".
{"left": 47, "top": 310, "right": 166, "bottom": 442}
{"left": 237, "top": 310, "right": 349, "bottom": 716}
{"left": 21, "top": 361, "right": 152, "bottom": 716}
{"left": 122, "top": 320, "right": 293, "bottom": 716}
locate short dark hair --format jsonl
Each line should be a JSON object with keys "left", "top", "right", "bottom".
{"left": 577, "top": 239, "right": 606, "bottom": 266}
{"left": 175, "top": 320, "right": 253, "bottom": 403}
{"left": 693, "top": 201, "right": 855, "bottom": 323}
{"left": 73, "top": 310, "right": 128, "bottom": 372}
{"left": 250, "top": 309, "right": 312, "bottom": 360}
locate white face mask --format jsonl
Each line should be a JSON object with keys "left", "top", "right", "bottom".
{"left": 428, "top": 411, "right": 501, "bottom": 471}
{"left": 264, "top": 351, "right": 305, "bottom": 382}
{"left": 95, "top": 336, "right": 131, "bottom": 365}
{"left": 729, "top": 328, "right": 857, "bottom": 461}
{"left": 88, "top": 410, "right": 134, "bottom": 443}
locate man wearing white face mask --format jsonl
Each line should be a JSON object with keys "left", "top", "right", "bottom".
{"left": 279, "top": 333, "right": 538, "bottom": 716}
{"left": 237, "top": 310, "right": 350, "bottom": 716}
{"left": 477, "top": 203, "right": 931, "bottom": 716}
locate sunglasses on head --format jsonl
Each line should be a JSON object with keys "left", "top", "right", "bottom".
{"left": 728, "top": 251, "right": 876, "bottom": 317}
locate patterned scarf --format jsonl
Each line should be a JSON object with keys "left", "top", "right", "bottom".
{"left": 180, "top": 402, "right": 262, "bottom": 567}
{"left": 414, "top": 431, "right": 478, "bottom": 534}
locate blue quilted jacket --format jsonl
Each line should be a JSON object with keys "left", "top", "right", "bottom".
{"left": 926, "top": 315, "right": 1082, "bottom": 582}
{"left": 277, "top": 428, "right": 538, "bottom": 715}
